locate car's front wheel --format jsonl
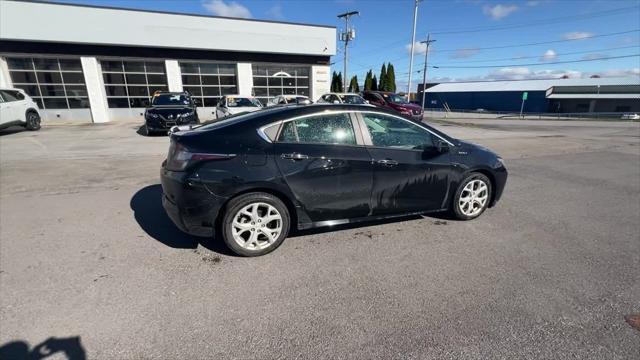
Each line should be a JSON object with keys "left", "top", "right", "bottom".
{"left": 452, "top": 173, "right": 492, "bottom": 220}
{"left": 221, "top": 192, "right": 290, "bottom": 256}
{"left": 25, "top": 111, "right": 41, "bottom": 131}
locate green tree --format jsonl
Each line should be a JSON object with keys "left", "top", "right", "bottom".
{"left": 379, "top": 64, "right": 387, "bottom": 92}
{"left": 364, "top": 70, "right": 373, "bottom": 91}
{"left": 336, "top": 72, "right": 344, "bottom": 92}
{"left": 386, "top": 63, "right": 396, "bottom": 92}
{"left": 371, "top": 75, "right": 378, "bottom": 91}
{"left": 330, "top": 71, "right": 339, "bottom": 92}
{"left": 348, "top": 75, "right": 359, "bottom": 93}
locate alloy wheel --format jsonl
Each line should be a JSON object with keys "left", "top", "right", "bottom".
{"left": 231, "top": 202, "right": 283, "bottom": 251}
{"left": 458, "top": 179, "right": 489, "bottom": 217}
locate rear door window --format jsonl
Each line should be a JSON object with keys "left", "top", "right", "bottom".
{"left": 277, "top": 113, "right": 356, "bottom": 145}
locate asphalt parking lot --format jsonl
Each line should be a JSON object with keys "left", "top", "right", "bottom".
{"left": 1, "top": 118, "right": 639, "bottom": 359}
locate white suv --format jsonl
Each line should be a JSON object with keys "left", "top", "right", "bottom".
{"left": 0, "top": 88, "right": 42, "bottom": 131}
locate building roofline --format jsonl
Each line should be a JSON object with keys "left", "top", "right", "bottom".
{"left": 9, "top": 0, "right": 337, "bottom": 29}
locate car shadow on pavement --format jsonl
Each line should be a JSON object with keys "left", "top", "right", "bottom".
{"left": 0, "top": 336, "right": 86, "bottom": 360}
{"left": 0, "top": 126, "right": 28, "bottom": 136}
{"left": 130, "top": 184, "right": 234, "bottom": 256}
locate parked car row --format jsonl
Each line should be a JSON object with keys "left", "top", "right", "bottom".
{"left": 143, "top": 89, "right": 426, "bottom": 135}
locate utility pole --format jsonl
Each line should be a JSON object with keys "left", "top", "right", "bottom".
{"left": 337, "top": 11, "right": 359, "bottom": 92}
{"left": 407, "top": 0, "right": 422, "bottom": 99}
{"left": 420, "top": 34, "right": 436, "bottom": 111}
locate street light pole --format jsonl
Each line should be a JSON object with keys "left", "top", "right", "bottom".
{"left": 420, "top": 34, "right": 435, "bottom": 111}
{"left": 338, "top": 11, "right": 359, "bottom": 92}
{"left": 407, "top": 0, "right": 422, "bottom": 99}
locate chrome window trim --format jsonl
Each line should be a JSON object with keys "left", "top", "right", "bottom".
{"left": 257, "top": 109, "right": 454, "bottom": 147}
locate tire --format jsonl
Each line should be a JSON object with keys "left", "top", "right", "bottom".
{"left": 451, "top": 172, "right": 492, "bottom": 220}
{"left": 221, "top": 192, "right": 290, "bottom": 257}
{"left": 25, "top": 111, "right": 41, "bottom": 131}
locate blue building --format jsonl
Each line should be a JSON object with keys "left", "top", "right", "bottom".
{"left": 420, "top": 78, "right": 640, "bottom": 114}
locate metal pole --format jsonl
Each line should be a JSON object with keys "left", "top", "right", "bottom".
{"left": 343, "top": 16, "right": 349, "bottom": 91}
{"left": 337, "top": 11, "right": 359, "bottom": 92}
{"left": 519, "top": 98, "right": 525, "bottom": 118}
{"left": 407, "top": 0, "right": 420, "bottom": 99}
{"left": 420, "top": 34, "right": 434, "bottom": 111}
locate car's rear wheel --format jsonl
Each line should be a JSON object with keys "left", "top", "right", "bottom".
{"left": 452, "top": 173, "right": 492, "bottom": 220}
{"left": 221, "top": 192, "right": 290, "bottom": 256}
{"left": 25, "top": 111, "right": 41, "bottom": 131}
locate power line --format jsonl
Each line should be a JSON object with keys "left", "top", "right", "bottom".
{"left": 348, "top": 5, "right": 639, "bottom": 58}
{"left": 391, "top": 53, "right": 639, "bottom": 79}
{"left": 430, "top": 5, "right": 640, "bottom": 35}
{"left": 445, "top": 45, "right": 640, "bottom": 64}
{"left": 347, "top": 29, "right": 640, "bottom": 74}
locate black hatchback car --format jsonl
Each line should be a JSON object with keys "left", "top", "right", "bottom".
{"left": 144, "top": 92, "right": 199, "bottom": 135}
{"left": 161, "top": 104, "right": 507, "bottom": 256}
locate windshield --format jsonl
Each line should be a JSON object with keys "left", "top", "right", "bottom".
{"left": 339, "top": 94, "right": 366, "bottom": 104}
{"left": 227, "top": 97, "right": 262, "bottom": 108}
{"left": 384, "top": 94, "right": 409, "bottom": 104}
{"left": 152, "top": 94, "right": 192, "bottom": 106}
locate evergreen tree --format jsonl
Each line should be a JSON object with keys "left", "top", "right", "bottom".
{"left": 387, "top": 63, "right": 396, "bottom": 92}
{"left": 336, "top": 72, "right": 344, "bottom": 92}
{"left": 371, "top": 75, "right": 378, "bottom": 91}
{"left": 379, "top": 64, "right": 387, "bottom": 91}
{"left": 330, "top": 71, "right": 338, "bottom": 92}
{"left": 364, "top": 70, "right": 373, "bottom": 91}
{"left": 348, "top": 75, "right": 359, "bottom": 93}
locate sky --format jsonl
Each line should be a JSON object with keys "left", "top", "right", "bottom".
{"left": 50, "top": 0, "right": 640, "bottom": 91}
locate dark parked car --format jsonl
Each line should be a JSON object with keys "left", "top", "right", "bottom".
{"left": 363, "top": 91, "right": 424, "bottom": 121}
{"left": 161, "top": 104, "right": 507, "bottom": 256}
{"left": 144, "top": 91, "right": 199, "bottom": 135}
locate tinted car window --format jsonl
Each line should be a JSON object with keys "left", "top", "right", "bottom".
{"left": 152, "top": 94, "right": 192, "bottom": 106}
{"left": 339, "top": 94, "right": 366, "bottom": 104}
{"left": 363, "top": 113, "right": 433, "bottom": 150}
{"left": 0, "top": 90, "right": 21, "bottom": 102}
{"left": 278, "top": 113, "right": 356, "bottom": 145}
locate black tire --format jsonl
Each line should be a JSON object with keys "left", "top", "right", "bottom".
{"left": 25, "top": 111, "right": 41, "bottom": 131}
{"left": 451, "top": 172, "right": 492, "bottom": 220}
{"left": 221, "top": 192, "right": 290, "bottom": 257}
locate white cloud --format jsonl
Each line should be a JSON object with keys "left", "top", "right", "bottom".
{"left": 483, "top": 4, "right": 518, "bottom": 20}
{"left": 266, "top": 4, "right": 284, "bottom": 20}
{"left": 562, "top": 31, "right": 595, "bottom": 40}
{"left": 451, "top": 48, "right": 480, "bottom": 59}
{"left": 202, "top": 0, "right": 252, "bottom": 18}
{"left": 540, "top": 49, "right": 557, "bottom": 61}
{"left": 588, "top": 68, "right": 640, "bottom": 78}
{"left": 581, "top": 53, "right": 607, "bottom": 61}
{"left": 406, "top": 41, "right": 434, "bottom": 55}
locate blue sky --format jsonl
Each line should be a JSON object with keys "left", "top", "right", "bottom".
{"left": 53, "top": 0, "right": 640, "bottom": 90}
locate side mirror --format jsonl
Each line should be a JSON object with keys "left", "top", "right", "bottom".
{"left": 435, "top": 140, "right": 450, "bottom": 153}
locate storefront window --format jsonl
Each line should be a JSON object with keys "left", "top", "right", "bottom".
{"left": 180, "top": 62, "right": 237, "bottom": 107}
{"left": 101, "top": 60, "right": 168, "bottom": 108}
{"left": 252, "top": 65, "right": 310, "bottom": 105}
{"left": 7, "top": 57, "right": 89, "bottom": 109}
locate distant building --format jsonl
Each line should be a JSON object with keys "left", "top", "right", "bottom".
{"left": 418, "top": 78, "right": 640, "bottom": 113}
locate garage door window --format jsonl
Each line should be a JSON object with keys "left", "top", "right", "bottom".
{"left": 7, "top": 57, "right": 89, "bottom": 109}
{"left": 252, "top": 65, "right": 310, "bottom": 105}
{"left": 180, "top": 62, "right": 237, "bottom": 107}
{"left": 101, "top": 60, "right": 168, "bottom": 108}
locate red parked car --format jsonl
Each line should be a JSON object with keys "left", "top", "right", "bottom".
{"left": 363, "top": 91, "right": 424, "bottom": 122}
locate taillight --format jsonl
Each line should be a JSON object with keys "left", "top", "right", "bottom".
{"left": 165, "top": 140, "right": 235, "bottom": 171}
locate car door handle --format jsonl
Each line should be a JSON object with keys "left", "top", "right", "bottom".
{"left": 281, "top": 153, "right": 309, "bottom": 160}
{"left": 377, "top": 159, "right": 399, "bottom": 166}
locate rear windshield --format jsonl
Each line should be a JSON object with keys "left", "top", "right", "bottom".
{"left": 152, "top": 94, "right": 192, "bottom": 106}
{"left": 227, "top": 97, "right": 262, "bottom": 107}
{"left": 339, "top": 94, "right": 366, "bottom": 104}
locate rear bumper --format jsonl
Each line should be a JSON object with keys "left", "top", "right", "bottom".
{"left": 160, "top": 167, "right": 221, "bottom": 237}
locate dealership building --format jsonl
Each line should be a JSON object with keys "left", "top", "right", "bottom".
{"left": 419, "top": 77, "right": 640, "bottom": 113}
{"left": 0, "top": 0, "right": 336, "bottom": 123}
